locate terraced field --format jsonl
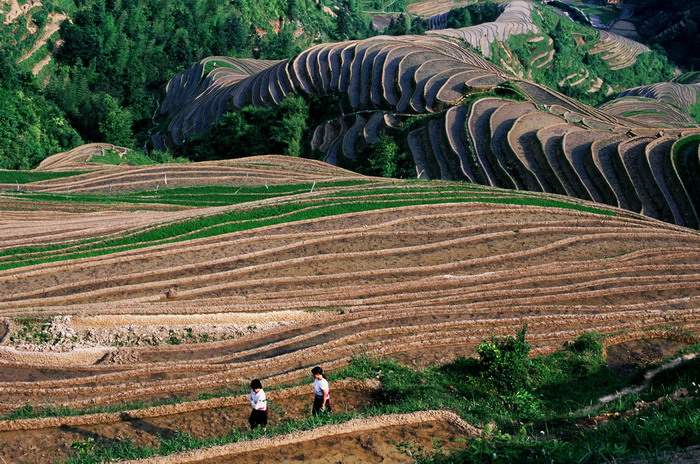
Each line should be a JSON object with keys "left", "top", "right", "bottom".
{"left": 1, "top": 154, "right": 699, "bottom": 462}
{"left": 427, "top": 0, "right": 538, "bottom": 58}
{"left": 4, "top": 1, "right": 700, "bottom": 462}
{"left": 155, "top": 0, "right": 698, "bottom": 230}
{"left": 614, "top": 77, "right": 700, "bottom": 114}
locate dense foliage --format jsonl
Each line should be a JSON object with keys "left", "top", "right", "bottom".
{"left": 446, "top": 2, "right": 501, "bottom": 29}
{"left": 47, "top": 0, "right": 327, "bottom": 145}
{"left": 0, "top": 47, "right": 82, "bottom": 170}
{"left": 180, "top": 95, "right": 310, "bottom": 160}
{"left": 628, "top": 0, "right": 700, "bottom": 71}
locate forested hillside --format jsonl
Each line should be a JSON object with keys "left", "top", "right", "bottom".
{"left": 0, "top": 0, "right": 696, "bottom": 173}
{"left": 0, "top": 48, "right": 82, "bottom": 169}
{"left": 627, "top": 0, "right": 700, "bottom": 71}
{"left": 0, "top": 0, "right": 386, "bottom": 169}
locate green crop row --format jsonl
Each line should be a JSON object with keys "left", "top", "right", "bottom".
{"left": 5, "top": 180, "right": 375, "bottom": 208}
{"left": 0, "top": 187, "right": 616, "bottom": 271}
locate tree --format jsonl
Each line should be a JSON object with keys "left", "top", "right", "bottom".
{"left": 367, "top": 135, "right": 400, "bottom": 177}
{"left": 98, "top": 94, "right": 134, "bottom": 147}
{"left": 258, "top": 26, "right": 301, "bottom": 60}
{"left": 184, "top": 95, "right": 310, "bottom": 160}
{"left": 270, "top": 95, "right": 310, "bottom": 156}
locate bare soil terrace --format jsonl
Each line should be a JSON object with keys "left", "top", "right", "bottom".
{"left": 0, "top": 155, "right": 698, "bottom": 463}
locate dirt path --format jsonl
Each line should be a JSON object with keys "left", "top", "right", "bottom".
{"left": 121, "top": 411, "right": 479, "bottom": 464}
{"left": 18, "top": 12, "right": 66, "bottom": 66}
{"left": 2, "top": 0, "right": 41, "bottom": 25}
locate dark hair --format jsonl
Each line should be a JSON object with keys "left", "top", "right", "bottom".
{"left": 250, "top": 379, "right": 262, "bottom": 390}
{"left": 311, "top": 366, "right": 326, "bottom": 378}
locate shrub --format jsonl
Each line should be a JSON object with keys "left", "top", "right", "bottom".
{"left": 566, "top": 331, "right": 603, "bottom": 355}
{"left": 563, "top": 331, "right": 605, "bottom": 377}
{"left": 476, "top": 325, "right": 532, "bottom": 393}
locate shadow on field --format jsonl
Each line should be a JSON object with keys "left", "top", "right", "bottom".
{"left": 120, "top": 412, "right": 177, "bottom": 440}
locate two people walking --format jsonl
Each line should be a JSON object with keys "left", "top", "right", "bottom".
{"left": 247, "top": 365, "right": 331, "bottom": 430}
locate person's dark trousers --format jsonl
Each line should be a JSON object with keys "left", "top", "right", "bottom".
{"left": 249, "top": 409, "right": 268, "bottom": 429}
{"left": 312, "top": 395, "right": 332, "bottom": 415}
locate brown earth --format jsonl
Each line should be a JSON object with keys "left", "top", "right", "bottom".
{"left": 120, "top": 411, "right": 479, "bottom": 464}
{"left": 0, "top": 187, "right": 698, "bottom": 411}
{"left": 0, "top": 379, "right": 380, "bottom": 464}
{"left": 0, "top": 156, "right": 698, "bottom": 463}
{"left": 606, "top": 337, "right": 692, "bottom": 376}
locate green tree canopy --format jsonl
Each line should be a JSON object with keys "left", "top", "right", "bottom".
{"left": 183, "top": 95, "right": 310, "bottom": 160}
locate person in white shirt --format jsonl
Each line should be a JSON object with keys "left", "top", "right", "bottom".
{"left": 311, "top": 366, "right": 331, "bottom": 415}
{"left": 248, "top": 378, "right": 267, "bottom": 430}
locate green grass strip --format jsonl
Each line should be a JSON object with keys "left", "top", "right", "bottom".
{"left": 90, "top": 150, "right": 155, "bottom": 166}
{"left": 0, "top": 171, "right": 89, "bottom": 184}
{"left": 4, "top": 180, "right": 374, "bottom": 207}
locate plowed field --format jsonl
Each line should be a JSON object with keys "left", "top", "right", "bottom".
{"left": 1, "top": 155, "right": 698, "bottom": 463}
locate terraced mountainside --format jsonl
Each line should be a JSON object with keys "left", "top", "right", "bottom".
{"left": 2, "top": 1, "right": 700, "bottom": 463}
{"left": 156, "top": 1, "right": 698, "bottom": 230}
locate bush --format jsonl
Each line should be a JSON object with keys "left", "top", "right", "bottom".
{"left": 563, "top": 331, "right": 605, "bottom": 376}
{"left": 566, "top": 331, "right": 603, "bottom": 355}
{"left": 146, "top": 150, "right": 190, "bottom": 164}
{"left": 32, "top": 10, "right": 49, "bottom": 29}
{"left": 476, "top": 325, "right": 532, "bottom": 393}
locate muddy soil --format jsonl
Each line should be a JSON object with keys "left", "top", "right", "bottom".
{"left": 606, "top": 338, "right": 691, "bottom": 376}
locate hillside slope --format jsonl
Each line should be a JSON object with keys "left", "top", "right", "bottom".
{"left": 0, "top": 157, "right": 699, "bottom": 463}
{"left": 155, "top": 2, "right": 699, "bottom": 229}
